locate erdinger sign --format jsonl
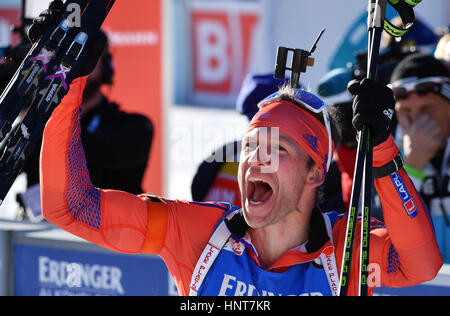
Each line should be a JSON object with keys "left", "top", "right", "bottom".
{"left": 190, "top": 2, "right": 260, "bottom": 103}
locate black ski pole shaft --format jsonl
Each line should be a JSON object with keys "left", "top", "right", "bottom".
{"left": 339, "top": 0, "right": 386, "bottom": 296}
{"left": 359, "top": 128, "right": 373, "bottom": 296}
{"left": 359, "top": 0, "right": 385, "bottom": 296}
{"left": 338, "top": 123, "right": 368, "bottom": 296}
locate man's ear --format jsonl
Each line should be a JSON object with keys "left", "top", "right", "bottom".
{"left": 305, "top": 164, "right": 325, "bottom": 188}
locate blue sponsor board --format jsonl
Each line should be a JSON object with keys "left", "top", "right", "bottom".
{"left": 14, "top": 243, "right": 173, "bottom": 296}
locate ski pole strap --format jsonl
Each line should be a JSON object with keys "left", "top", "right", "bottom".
{"left": 388, "top": 0, "right": 421, "bottom": 6}
{"left": 372, "top": 152, "right": 403, "bottom": 178}
{"left": 384, "top": 0, "right": 417, "bottom": 37}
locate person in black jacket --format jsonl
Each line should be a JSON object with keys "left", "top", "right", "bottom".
{"left": 78, "top": 31, "right": 154, "bottom": 195}
{"left": 23, "top": 30, "right": 154, "bottom": 195}
{"left": 390, "top": 53, "right": 450, "bottom": 261}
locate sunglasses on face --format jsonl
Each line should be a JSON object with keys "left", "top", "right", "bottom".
{"left": 390, "top": 76, "right": 450, "bottom": 101}
{"left": 258, "top": 89, "right": 333, "bottom": 172}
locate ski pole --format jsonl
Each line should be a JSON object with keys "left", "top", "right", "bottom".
{"left": 359, "top": 0, "right": 386, "bottom": 296}
{"left": 339, "top": 0, "right": 421, "bottom": 296}
{"left": 339, "top": 0, "right": 387, "bottom": 296}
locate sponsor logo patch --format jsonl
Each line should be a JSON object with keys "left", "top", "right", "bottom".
{"left": 390, "top": 172, "right": 418, "bottom": 218}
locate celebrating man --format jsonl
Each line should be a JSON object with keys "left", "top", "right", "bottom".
{"left": 40, "top": 74, "right": 442, "bottom": 295}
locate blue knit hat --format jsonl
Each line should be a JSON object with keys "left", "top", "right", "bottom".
{"left": 236, "top": 73, "right": 289, "bottom": 121}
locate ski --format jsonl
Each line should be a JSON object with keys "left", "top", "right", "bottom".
{"left": 0, "top": 0, "right": 88, "bottom": 143}
{"left": 0, "top": 0, "right": 115, "bottom": 205}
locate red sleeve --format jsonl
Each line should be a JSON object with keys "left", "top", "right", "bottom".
{"left": 371, "top": 139, "right": 442, "bottom": 285}
{"left": 333, "top": 136, "right": 442, "bottom": 296}
{"left": 41, "top": 77, "right": 152, "bottom": 253}
{"left": 40, "top": 78, "right": 224, "bottom": 296}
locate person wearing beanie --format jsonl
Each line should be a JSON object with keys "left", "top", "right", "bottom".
{"left": 390, "top": 52, "right": 450, "bottom": 261}
{"left": 36, "top": 0, "right": 442, "bottom": 297}
{"left": 41, "top": 72, "right": 442, "bottom": 296}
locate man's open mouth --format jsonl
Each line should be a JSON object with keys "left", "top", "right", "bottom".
{"left": 247, "top": 178, "right": 273, "bottom": 205}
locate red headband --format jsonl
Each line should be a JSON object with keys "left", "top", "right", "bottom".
{"left": 247, "top": 100, "right": 333, "bottom": 173}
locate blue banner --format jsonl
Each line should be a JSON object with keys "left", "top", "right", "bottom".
{"left": 13, "top": 242, "right": 450, "bottom": 296}
{"left": 14, "top": 243, "right": 175, "bottom": 296}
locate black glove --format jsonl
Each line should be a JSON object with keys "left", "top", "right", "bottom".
{"left": 27, "top": 0, "right": 64, "bottom": 43}
{"left": 27, "top": 0, "right": 106, "bottom": 79}
{"left": 348, "top": 78, "right": 395, "bottom": 146}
